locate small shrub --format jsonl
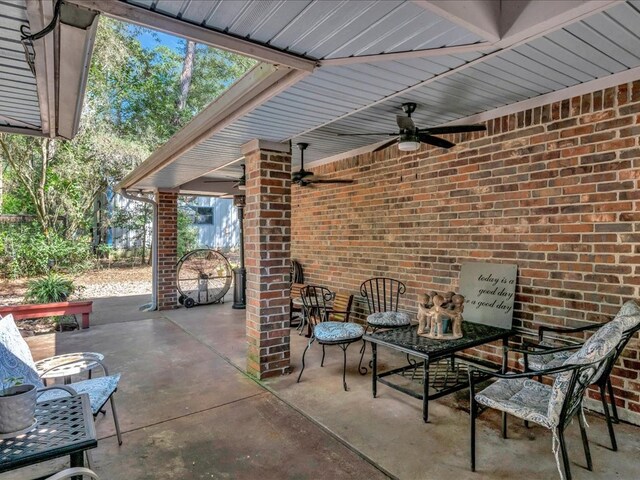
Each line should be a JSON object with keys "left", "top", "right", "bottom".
{"left": 25, "top": 273, "right": 76, "bottom": 304}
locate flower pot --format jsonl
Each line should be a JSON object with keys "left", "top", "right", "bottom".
{"left": 0, "top": 384, "right": 37, "bottom": 434}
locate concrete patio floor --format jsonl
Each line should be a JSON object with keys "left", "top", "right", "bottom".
{"left": 7, "top": 297, "right": 640, "bottom": 479}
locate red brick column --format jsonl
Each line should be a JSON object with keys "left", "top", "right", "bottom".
{"left": 156, "top": 190, "right": 178, "bottom": 310}
{"left": 243, "top": 140, "right": 291, "bottom": 379}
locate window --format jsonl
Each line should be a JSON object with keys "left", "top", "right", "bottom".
{"left": 193, "top": 207, "right": 213, "bottom": 225}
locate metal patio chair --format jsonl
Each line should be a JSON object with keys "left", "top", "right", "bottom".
{"left": 47, "top": 468, "right": 100, "bottom": 479}
{"left": 296, "top": 286, "right": 366, "bottom": 391}
{"left": 0, "top": 314, "right": 123, "bottom": 445}
{"left": 519, "top": 299, "right": 640, "bottom": 450}
{"left": 470, "top": 321, "right": 623, "bottom": 480}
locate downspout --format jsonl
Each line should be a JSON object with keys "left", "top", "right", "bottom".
{"left": 120, "top": 189, "right": 158, "bottom": 311}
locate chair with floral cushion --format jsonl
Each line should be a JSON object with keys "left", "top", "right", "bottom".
{"left": 296, "top": 286, "right": 366, "bottom": 391}
{"left": 0, "top": 314, "right": 122, "bottom": 445}
{"left": 469, "top": 321, "right": 623, "bottom": 480}
{"left": 518, "top": 300, "right": 640, "bottom": 450}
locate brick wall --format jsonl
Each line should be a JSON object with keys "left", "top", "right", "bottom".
{"left": 244, "top": 141, "right": 292, "bottom": 379}
{"left": 291, "top": 81, "right": 640, "bottom": 422}
{"left": 157, "top": 190, "right": 178, "bottom": 310}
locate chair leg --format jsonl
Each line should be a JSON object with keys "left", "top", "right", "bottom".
{"left": 297, "top": 338, "right": 314, "bottom": 384}
{"left": 341, "top": 344, "right": 349, "bottom": 391}
{"left": 321, "top": 345, "right": 326, "bottom": 367}
{"left": 607, "top": 379, "right": 619, "bottom": 423}
{"left": 470, "top": 396, "right": 477, "bottom": 471}
{"left": 110, "top": 395, "right": 123, "bottom": 446}
{"left": 578, "top": 411, "right": 593, "bottom": 471}
{"left": 358, "top": 339, "right": 368, "bottom": 375}
{"left": 502, "top": 412, "right": 507, "bottom": 439}
{"left": 600, "top": 384, "right": 618, "bottom": 451}
{"left": 558, "top": 428, "right": 572, "bottom": 480}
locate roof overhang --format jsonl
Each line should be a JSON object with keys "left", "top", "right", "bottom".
{"left": 0, "top": 0, "right": 99, "bottom": 139}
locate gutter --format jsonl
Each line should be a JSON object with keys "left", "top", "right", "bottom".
{"left": 119, "top": 189, "right": 158, "bottom": 311}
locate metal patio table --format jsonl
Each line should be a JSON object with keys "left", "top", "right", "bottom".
{"left": 0, "top": 394, "right": 97, "bottom": 476}
{"left": 365, "top": 322, "right": 511, "bottom": 422}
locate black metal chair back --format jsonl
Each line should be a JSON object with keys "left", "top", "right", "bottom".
{"left": 360, "top": 277, "right": 406, "bottom": 314}
{"left": 300, "top": 285, "right": 333, "bottom": 327}
{"left": 598, "top": 319, "right": 640, "bottom": 386}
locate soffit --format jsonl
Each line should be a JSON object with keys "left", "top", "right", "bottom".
{"left": 0, "top": 0, "right": 41, "bottom": 131}
{"left": 127, "top": 1, "right": 640, "bottom": 191}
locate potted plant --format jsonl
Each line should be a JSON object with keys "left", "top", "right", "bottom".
{"left": 0, "top": 377, "right": 37, "bottom": 434}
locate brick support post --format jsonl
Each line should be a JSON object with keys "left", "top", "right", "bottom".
{"left": 243, "top": 139, "right": 291, "bottom": 379}
{"left": 156, "top": 190, "right": 178, "bottom": 310}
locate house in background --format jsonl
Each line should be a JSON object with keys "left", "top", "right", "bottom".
{"left": 93, "top": 190, "right": 239, "bottom": 256}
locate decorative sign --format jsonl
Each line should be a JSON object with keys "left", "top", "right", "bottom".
{"left": 459, "top": 262, "right": 517, "bottom": 329}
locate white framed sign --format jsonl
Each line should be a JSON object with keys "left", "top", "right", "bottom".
{"left": 459, "top": 262, "right": 518, "bottom": 329}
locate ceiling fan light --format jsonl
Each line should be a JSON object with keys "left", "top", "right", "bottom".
{"left": 238, "top": 184, "right": 246, "bottom": 191}
{"left": 398, "top": 140, "right": 420, "bottom": 151}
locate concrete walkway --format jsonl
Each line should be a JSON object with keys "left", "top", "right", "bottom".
{"left": 8, "top": 297, "right": 640, "bottom": 479}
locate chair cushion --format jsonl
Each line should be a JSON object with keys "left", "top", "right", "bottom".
{"left": 367, "top": 312, "right": 411, "bottom": 327}
{"left": 518, "top": 341, "right": 574, "bottom": 371}
{"left": 612, "top": 300, "right": 640, "bottom": 332}
{"left": 38, "top": 373, "right": 121, "bottom": 413}
{"left": 547, "top": 321, "right": 623, "bottom": 427}
{"left": 314, "top": 322, "right": 364, "bottom": 342}
{"left": 0, "top": 314, "right": 44, "bottom": 388}
{"left": 475, "top": 377, "right": 553, "bottom": 429}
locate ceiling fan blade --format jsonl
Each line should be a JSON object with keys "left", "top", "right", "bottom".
{"left": 373, "top": 138, "right": 399, "bottom": 152}
{"left": 308, "top": 179, "right": 354, "bottom": 184}
{"left": 418, "top": 133, "right": 455, "bottom": 149}
{"left": 421, "top": 124, "right": 486, "bottom": 135}
{"left": 337, "top": 132, "right": 397, "bottom": 136}
{"left": 202, "top": 179, "right": 238, "bottom": 183}
{"left": 396, "top": 115, "right": 415, "bottom": 130}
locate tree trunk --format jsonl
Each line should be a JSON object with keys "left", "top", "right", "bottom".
{"left": 172, "top": 40, "right": 196, "bottom": 126}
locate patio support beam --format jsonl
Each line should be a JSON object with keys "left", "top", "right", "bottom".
{"left": 65, "top": 0, "right": 317, "bottom": 72}
{"left": 156, "top": 189, "right": 179, "bottom": 310}
{"left": 243, "top": 139, "right": 292, "bottom": 379}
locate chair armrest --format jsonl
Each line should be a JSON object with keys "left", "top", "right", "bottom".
{"left": 46, "top": 468, "right": 100, "bottom": 480}
{"left": 36, "top": 385, "right": 78, "bottom": 398}
{"left": 38, "top": 356, "right": 110, "bottom": 378}
{"left": 469, "top": 362, "right": 577, "bottom": 382}
{"left": 538, "top": 323, "right": 600, "bottom": 342}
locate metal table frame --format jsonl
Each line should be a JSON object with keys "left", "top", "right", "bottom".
{"left": 0, "top": 394, "right": 97, "bottom": 477}
{"left": 366, "top": 323, "right": 511, "bottom": 422}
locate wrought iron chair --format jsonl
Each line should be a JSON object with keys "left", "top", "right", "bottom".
{"left": 519, "top": 300, "right": 640, "bottom": 450}
{"left": 360, "top": 277, "right": 410, "bottom": 331}
{"left": 296, "top": 286, "right": 366, "bottom": 391}
{"left": 470, "top": 321, "right": 623, "bottom": 480}
{"left": 290, "top": 282, "right": 306, "bottom": 333}
{"left": 0, "top": 314, "right": 123, "bottom": 445}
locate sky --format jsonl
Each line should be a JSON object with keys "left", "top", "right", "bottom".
{"left": 134, "top": 27, "right": 185, "bottom": 52}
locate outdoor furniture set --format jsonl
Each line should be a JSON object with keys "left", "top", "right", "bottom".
{"left": 293, "top": 274, "right": 640, "bottom": 480}
{"left": 0, "top": 313, "right": 122, "bottom": 477}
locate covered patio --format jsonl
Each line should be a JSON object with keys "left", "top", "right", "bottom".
{"left": 5, "top": 298, "right": 640, "bottom": 479}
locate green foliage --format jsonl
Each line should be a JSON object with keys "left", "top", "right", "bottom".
{"left": 177, "top": 207, "right": 198, "bottom": 258}
{"left": 25, "top": 273, "right": 76, "bottom": 304}
{"left": 0, "top": 223, "right": 93, "bottom": 278}
{"left": 1, "top": 376, "right": 24, "bottom": 396}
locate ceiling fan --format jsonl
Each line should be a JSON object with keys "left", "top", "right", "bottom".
{"left": 337, "top": 102, "right": 486, "bottom": 152}
{"left": 292, "top": 143, "right": 354, "bottom": 187}
{"left": 203, "top": 164, "right": 245, "bottom": 190}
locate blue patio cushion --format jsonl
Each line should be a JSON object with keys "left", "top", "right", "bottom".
{"left": 1, "top": 314, "right": 121, "bottom": 415}
{"left": 475, "top": 377, "right": 553, "bottom": 429}
{"left": 612, "top": 300, "right": 640, "bottom": 332}
{"left": 314, "top": 322, "right": 364, "bottom": 342}
{"left": 38, "top": 374, "right": 121, "bottom": 413}
{"left": 0, "top": 314, "right": 45, "bottom": 388}
{"left": 367, "top": 311, "right": 411, "bottom": 327}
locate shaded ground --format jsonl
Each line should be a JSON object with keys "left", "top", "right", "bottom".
{"left": 7, "top": 299, "right": 640, "bottom": 479}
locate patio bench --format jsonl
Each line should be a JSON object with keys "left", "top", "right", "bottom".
{"left": 0, "top": 300, "right": 93, "bottom": 329}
